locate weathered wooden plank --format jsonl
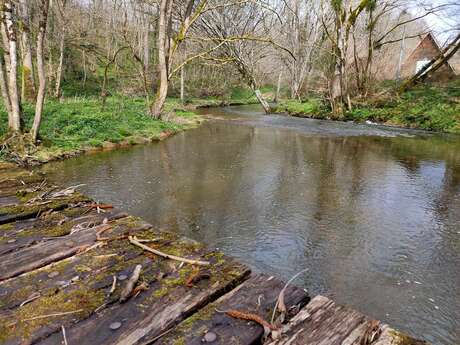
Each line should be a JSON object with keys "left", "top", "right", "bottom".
{"left": 157, "top": 273, "right": 310, "bottom": 345}
{"left": 0, "top": 206, "right": 127, "bottom": 256}
{"left": 0, "top": 172, "right": 45, "bottom": 196}
{"left": 0, "top": 213, "right": 135, "bottom": 282}
{"left": 0, "top": 192, "right": 91, "bottom": 225}
{"left": 35, "top": 262, "right": 250, "bottom": 345}
{"left": 0, "top": 217, "right": 152, "bottom": 314}
{"left": 0, "top": 224, "right": 250, "bottom": 345}
{"left": 0, "top": 196, "right": 19, "bottom": 207}
{"left": 265, "top": 296, "right": 429, "bottom": 345}
{"left": 370, "top": 326, "right": 428, "bottom": 345}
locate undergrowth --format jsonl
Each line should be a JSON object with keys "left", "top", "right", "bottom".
{"left": 275, "top": 80, "right": 460, "bottom": 133}
{"left": 0, "top": 96, "right": 200, "bottom": 164}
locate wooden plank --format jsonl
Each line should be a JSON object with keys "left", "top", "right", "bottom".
{"left": 0, "top": 223, "right": 250, "bottom": 345}
{"left": 0, "top": 217, "right": 151, "bottom": 313}
{"left": 0, "top": 206, "right": 127, "bottom": 256}
{"left": 265, "top": 296, "right": 429, "bottom": 345}
{"left": 0, "top": 192, "right": 92, "bottom": 225}
{"left": 0, "top": 213, "right": 135, "bottom": 282}
{"left": 0, "top": 172, "right": 46, "bottom": 198}
{"left": 157, "top": 273, "right": 310, "bottom": 345}
{"left": 0, "top": 196, "right": 19, "bottom": 207}
{"left": 0, "top": 175, "right": 93, "bottom": 225}
{"left": 372, "top": 326, "right": 428, "bottom": 345}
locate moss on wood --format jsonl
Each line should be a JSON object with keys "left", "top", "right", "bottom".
{"left": 0, "top": 286, "right": 105, "bottom": 342}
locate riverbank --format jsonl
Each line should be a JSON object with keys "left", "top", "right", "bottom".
{"left": 275, "top": 81, "right": 460, "bottom": 133}
{"left": 0, "top": 96, "right": 259, "bottom": 166}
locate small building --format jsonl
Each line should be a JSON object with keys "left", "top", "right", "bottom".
{"left": 400, "top": 33, "right": 458, "bottom": 81}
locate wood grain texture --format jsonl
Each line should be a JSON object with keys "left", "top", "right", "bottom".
{"left": 35, "top": 259, "right": 250, "bottom": 345}
{"left": 0, "top": 208, "right": 127, "bottom": 256}
{"left": 266, "top": 295, "right": 429, "bottom": 345}
{"left": 158, "top": 274, "right": 310, "bottom": 345}
{"left": 0, "top": 203, "right": 250, "bottom": 345}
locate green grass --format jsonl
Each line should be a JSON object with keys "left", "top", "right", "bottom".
{"left": 274, "top": 80, "right": 460, "bottom": 133}
{"left": 275, "top": 98, "right": 326, "bottom": 117}
{"left": 348, "top": 81, "right": 460, "bottom": 132}
{"left": 228, "top": 85, "right": 273, "bottom": 103}
{"left": 230, "top": 86, "right": 256, "bottom": 101}
{"left": 0, "top": 96, "right": 202, "bottom": 162}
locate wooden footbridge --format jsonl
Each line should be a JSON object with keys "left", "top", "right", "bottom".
{"left": 0, "top": 168, "right": 428, "bottom": 345}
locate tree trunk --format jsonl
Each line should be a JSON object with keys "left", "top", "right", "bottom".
{"left": 3, "top": 0, "right": 21, "bottom": 132}
{"left": 100, "top": 46, "right": 128, "bottom": 110}
{"left": 0, "top": 54, "right": 12, "bottom": 118}
{"left": 54, "top": 31, "right": 65, "bottom": 98}
{"left": 143, "top": 22, "right": 150, "bottom": 72}
{"left": 274, "top": 72, "right": 282, "bottom": 103}
{"left": 254, "top": 89, "right": 271, "bottom": 114}
{"left": 180, "top": 65, "right": 185, "bottom": 104}
{"left": 150, "top": 0, "right": 170, "bottom": 119}
{"left": 21, "top": 31, "right": 35, "bottom": 101}
{"left": 19, "top": 0, "right": 36, "bottom": 102}
{"left": 31, "top": 0, "right": 50, "bottom": 143}
{"left": 82, "top": 50, "right": 87, "bottom": 87}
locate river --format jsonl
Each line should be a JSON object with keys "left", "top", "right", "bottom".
{"left": 43, "top": 105, "right": 460, "bottom": 344}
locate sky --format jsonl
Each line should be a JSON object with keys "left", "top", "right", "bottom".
{"left": 423, "top": 0, "right": 459, "bottom": 43}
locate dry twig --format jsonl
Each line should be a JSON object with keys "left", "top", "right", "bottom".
{"left": 271, "top": 268, "right": 308, "bottom": 324}
{"left": 119, "top": 264, "right": 142, "bottom": 303}
{"left": 21, "top": 309, "right": 84, "bottom": 322}
{"left": 108, "top": 275, "right": 117, "bottom": 297}
{"left": 128, "top": 236, "right": 210, "bottom": 266}
{"left": 61, "top": 325, "right": 68, "bottom": 345}
{"left": 19, "top": 292, "right": 41, "bottom": 307}
{"left": 95, "top": 224, "right": 113, "bottom": 241}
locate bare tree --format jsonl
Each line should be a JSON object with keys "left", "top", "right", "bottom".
{"left": 1, "top": 0, "right": 22, "bottom": 133}
{"left": 195, "top": 1, "right": 292, "bottom": 113}
{"left": 54, "top": 0, "right": 68, "bottom": 98}
{"left": 31, "top": 0, "right": 50, "bottom": 143}
{"left": 278, "top": 0, "right": 323, "bottom": 100}
{"left": 19, "top": 0, "right": 36, "bottom": 101}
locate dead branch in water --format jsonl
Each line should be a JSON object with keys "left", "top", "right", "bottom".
{"left": 128, "top": 236, "right": 210, "bottom": 266}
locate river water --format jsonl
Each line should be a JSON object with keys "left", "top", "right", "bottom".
{"left": 44, "top": 105, "right": 460, "bottom": 344}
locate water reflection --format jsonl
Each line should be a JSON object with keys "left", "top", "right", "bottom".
{"left": 44, "top": 106, "right": 460, "bottom": 344}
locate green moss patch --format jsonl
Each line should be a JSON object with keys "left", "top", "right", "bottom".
{"left": 0, "top": 286, "right": 105, "bottom": 342}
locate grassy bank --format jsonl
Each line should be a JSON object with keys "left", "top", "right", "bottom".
{"left": 0, "top": 82, "right": 273, "bottom": 165}
{"left": 275, "top": 80, "right": 460, "bottom": 133}
{"left": 0, "top": 97, "right": 205, "bottom": 164}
